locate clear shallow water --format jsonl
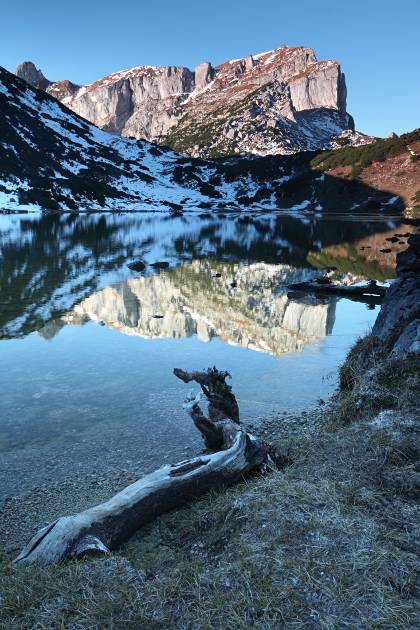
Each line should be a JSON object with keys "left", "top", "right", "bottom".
{"left": 0, "top": 211, "right": 407, "bottom": 494}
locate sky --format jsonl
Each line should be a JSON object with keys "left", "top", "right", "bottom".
{"left": 2, "top": 0, "right": 419, "bottom": 137}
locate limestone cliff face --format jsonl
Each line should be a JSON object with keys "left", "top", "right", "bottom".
{"left": 65, "top": 261, "right": 336, "bottom": 355}
{"left": 289, "top": 62, "right": 347, "bottom": 113}
{"left": 16, "top": 46, "right": 362, "bottom": 158}
{"left": 68, "top": 65, "right": 195, "bottom": 137}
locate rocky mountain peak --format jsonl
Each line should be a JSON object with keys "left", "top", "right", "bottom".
{"left": 15, "top": 45, "right": 365, "bottom": 157}
{"left": 16, "top": 61, "right": 51, "bottom": 90}
{"left": 47, "top": 79, "right": 81, "bottom": 100}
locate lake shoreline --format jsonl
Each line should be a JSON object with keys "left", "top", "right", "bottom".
{"left": 1, "top": 225, "right": 418, "bottom": 628}
{"left": 1, "top": 359, "right": 418, "bottom": 626}
{"left": 0, "top": 407, "right": 317, "bottom": 555}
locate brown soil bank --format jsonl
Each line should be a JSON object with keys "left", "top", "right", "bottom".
{"left": 312, "top": 128, "right": 420, "bottom": 216}
{"left": 0, "top": 240, "right": 419, "bottom": 629}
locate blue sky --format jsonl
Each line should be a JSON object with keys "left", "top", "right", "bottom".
{"left": 2, "top": 0, "right": 418, "bottom": 137}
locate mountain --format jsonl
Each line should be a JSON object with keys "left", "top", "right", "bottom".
{"left": 0, "top": 65, "right": 411, "bottom": 212}
{"left": 16, "top": 46, "right": 369, "bottom": 158}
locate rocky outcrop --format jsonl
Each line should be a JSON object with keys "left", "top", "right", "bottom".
{"left": 15, "top": 61, "right": 51, "bottom": 91}
{"left": 371, "top": 234, "right": 420, "bottom": 361}
{"left": 47, "top": 80, "right": 80, "bottom": 101}
{"left": 195, "top": 62, "right": 214, "bottom": 90}
{"left": 337, "top": 233, "right": 419, "bottom": 421}
{"left": 288, "top": 62, "right": 347, "bottom": 113}
{"left": 16, "top": 46, "right": 363, "bottom": 158}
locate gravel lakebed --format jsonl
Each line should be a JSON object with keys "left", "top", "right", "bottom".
{"left": 0, "top": 407, "right": 323, "bottom": 555}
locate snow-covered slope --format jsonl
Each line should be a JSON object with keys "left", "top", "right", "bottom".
{"left": 0, "top": 65, "right": 307, "bottom": 211}
{"left": 0, "top": 67, "right": 207, "bottom": 210}
{"left": 16, "top": 46, "right": 371, "bottom": 159}
{"left": 0, "top": 66, "right": 400, "bottom": 213}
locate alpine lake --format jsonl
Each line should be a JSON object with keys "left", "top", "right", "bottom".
{"left": 0, "top": 210, "right": 411, "bottom": 505}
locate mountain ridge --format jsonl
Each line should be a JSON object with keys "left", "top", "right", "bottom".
{"left": 16, "top": 46, "right": 369, "bottom": 158}
{"left": 0, "top": 65, "right": 412, "bottom": 213}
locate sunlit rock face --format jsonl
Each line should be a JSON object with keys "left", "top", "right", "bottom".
{"left": 66, "top": 261, "right": 336, "bottom": 355}
{"left": 17, "top": 46, "right": 365, "bottom": 158}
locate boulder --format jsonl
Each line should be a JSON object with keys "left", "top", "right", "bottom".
{"left": 390, "top": 319, "right": 420, "bottom": 360}
{"left": 396, "top": 234, "right": 420, "bottom": 276}
{"left": 372, "top": 277, "right": 420, "bottom": 343}
{"left": 372, "top": 234, "right": 420, "bottom": 360}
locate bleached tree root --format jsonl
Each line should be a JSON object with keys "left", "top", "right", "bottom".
{"left": 14, "top": 368, "right": 268, "bottom": 565}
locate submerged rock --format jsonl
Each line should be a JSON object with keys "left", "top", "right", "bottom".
{"left": 150, "top": 261, "right": 170, "bottom": 269}
{"left": 128, "top": 261, "right": 146, "bottom": 272}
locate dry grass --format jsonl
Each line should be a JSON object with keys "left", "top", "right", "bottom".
{"left": 1, "top": 408, "right": 419, "bottom": 628}
{"left": 337, "top": 334, "right": 420, "bottom": 423}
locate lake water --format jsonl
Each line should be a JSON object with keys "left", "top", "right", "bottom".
{"left": 0, "top": 211, "right": 408, "bottom": 497}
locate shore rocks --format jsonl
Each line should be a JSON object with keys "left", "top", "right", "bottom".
{"left": 372, "top": 234, "right": 420, "bottom": 361}
{"left": 396, "top": 234, "right": 420, "bottom": 276}
{"left": 389, "top": 319, "right": 420, "bottom": 360}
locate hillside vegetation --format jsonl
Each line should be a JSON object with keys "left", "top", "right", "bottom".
{"left": 311, "top": 128, "right": 420, "bottom": 176}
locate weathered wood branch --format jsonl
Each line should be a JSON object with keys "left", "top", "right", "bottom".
{"left": 14, "top": 368, "right": 267, "bottom": 565}
{"left": 287, "top": 279, "right": 386, "bottom": 305}
{"left": 173, "top": 367, "right": 240, "bottom": 424}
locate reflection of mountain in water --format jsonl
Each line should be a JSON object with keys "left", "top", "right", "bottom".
{"left": 64, "top": 261, "right": 336, "bottom": 355}
{"left": 0, "top": 212, "right": 404, "bottom": 338}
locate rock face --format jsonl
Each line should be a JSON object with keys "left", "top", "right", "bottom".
{"left": 195, "top": 62, "right": 214, "bottom": 90}
{"left": 15, "top": 61, "right": 51, "bottom": 91}
{"left": 16, "top": 46, "right": 364, "bottom": 158}
{"left": 372, "top": 234, "right": 420, "bottom": 361}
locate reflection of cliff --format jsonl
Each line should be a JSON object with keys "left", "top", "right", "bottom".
{"left": 0, "top": 212, "right": 405, "bottom": 339}
{"left": 66, "top": 261, "right": 336, "bottom": 355}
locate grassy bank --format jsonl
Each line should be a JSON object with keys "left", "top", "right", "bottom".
{"left": 1, "top": 342, "right": 419, "bottom": 629}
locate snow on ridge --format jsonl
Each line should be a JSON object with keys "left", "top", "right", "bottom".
{"left": 84, "top": 64, "right": 168, "bottom": 91}
{"left": 0, "top": 80, "right": 9, "bottom": 94}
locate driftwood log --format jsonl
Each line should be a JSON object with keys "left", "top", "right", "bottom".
{"left": 287, "top": 279, "right": 386, "bottom": 305}
{"left": 14, "top": 368, "right": 268, "bottom": 565}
